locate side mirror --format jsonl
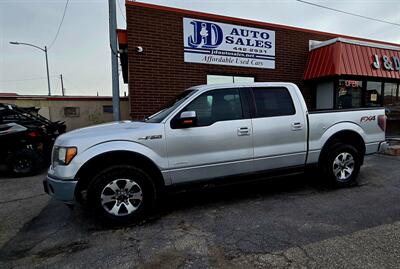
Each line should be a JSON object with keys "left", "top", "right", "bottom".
{"left": 179, "top": 111, "right": 197, "bottom": 128}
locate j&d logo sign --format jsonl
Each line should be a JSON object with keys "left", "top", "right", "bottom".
{"left": 372, "top": 54, "right": 400, "bottom": 71}
{"left": 183, "top": 18, "right": 276, "bottom": 69}
{"left": 187, "top": 21, "right": 223, "bottom": 49}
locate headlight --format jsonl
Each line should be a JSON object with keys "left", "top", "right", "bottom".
{"left": 52, "top": 146, "right": 77, "bottom": 167}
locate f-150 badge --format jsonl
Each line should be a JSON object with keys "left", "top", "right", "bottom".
{"left": 138, "top": 135, "right": 162, "bottom": 140}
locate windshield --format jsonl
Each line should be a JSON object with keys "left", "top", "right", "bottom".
{"left": 144, "top": 89, "right": 197, "bottom": 123}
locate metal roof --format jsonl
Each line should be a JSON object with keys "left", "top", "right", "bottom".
{"left": 304, "top": 38, "right": 400, "bottom": 80}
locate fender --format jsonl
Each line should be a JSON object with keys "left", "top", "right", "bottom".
{"left": 307, "top": 121, "right": 366, "bottom": 164}
{"left": 50, "top": 140, "right": 168, "bottom": 182}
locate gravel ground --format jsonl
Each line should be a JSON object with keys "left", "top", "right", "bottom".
{"left": 0, "top": 154, "right": 399, "bottom": 268}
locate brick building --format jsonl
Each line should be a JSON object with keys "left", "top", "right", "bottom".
{"left": 118, "top": 1, "right": 400, "bottom": 136}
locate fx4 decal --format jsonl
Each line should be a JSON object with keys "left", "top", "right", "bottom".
{"left": 360, "top": 116, "right": 376, "bottom": 123}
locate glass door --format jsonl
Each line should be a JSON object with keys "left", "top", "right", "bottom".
{"left": 365, "top": 81, "right": 383, "bottom": 107}
{"left": 384, "top": 83, "right": 400, "bottom": 137}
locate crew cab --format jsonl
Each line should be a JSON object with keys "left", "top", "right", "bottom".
{"left": 44, "top": 83, "right": 387, "bottom": 223}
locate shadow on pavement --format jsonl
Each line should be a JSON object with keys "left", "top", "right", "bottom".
{"left": 1, "top": 155, "right": 400, "bottom": 267}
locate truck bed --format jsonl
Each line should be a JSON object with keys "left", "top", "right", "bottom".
{"left": 307, "top": 107, "right": 386, "bottom": 164}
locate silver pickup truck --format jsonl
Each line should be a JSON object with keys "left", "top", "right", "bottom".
{"left": 44, "top": 83, "right": 387, "bottom": 223}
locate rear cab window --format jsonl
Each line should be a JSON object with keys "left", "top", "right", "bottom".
{"left": 252, "top": 87, "right": 296, "bottom": 118}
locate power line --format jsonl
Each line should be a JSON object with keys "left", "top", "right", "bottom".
{"left": 48, "top": 0, "right": 70, "bottom": 50}
{"left": 0, "top": 75, "right": 58, "bottom": 83}
{"left": 60, "top": 76, "right": 79, "bottom": 90}
{"left": 109, "top": 43, "right": 120, "bottom": 58}
{"left": 54, "top": 76, "right": 60, "bottom": 94}
{"left": 117, "top": 0, "right": 126, "bottom": 22}
{"left": 295, "top": 0, "right": 400, "bottom": 27}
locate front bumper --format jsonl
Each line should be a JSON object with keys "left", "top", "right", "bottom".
{"left": 43, "top": 175, "right": 77, "bottom": 203}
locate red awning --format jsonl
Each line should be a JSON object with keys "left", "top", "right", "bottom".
{"left": 304, "top": 38, "right": 400, "bottom": 80}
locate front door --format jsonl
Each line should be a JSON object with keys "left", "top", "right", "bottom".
{"left": 164, "top": 88, "right": 253, "bottom": 184}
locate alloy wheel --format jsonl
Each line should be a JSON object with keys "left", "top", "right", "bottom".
{"left": 332, "top": 152, "right": 355, "bottom": 182}
{"left": 100, "top": 178, "right": 143, "bottom": 216}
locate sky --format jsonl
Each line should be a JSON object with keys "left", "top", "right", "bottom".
{"left": 0, "top": 0, "right": 399, "bottom": 97}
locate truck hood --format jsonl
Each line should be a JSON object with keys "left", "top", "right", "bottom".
{"left": 55, "top": 121, "right": 164, "bottom": 151}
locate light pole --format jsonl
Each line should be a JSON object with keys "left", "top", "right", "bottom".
{"left": 9, "top": 41, "right": 52, "bottom": 96}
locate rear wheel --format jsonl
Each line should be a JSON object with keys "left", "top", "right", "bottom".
{"left": 7, "top": 149, "right": 43, "bottom": 176}
{"left": 322, "top": 143, "right": 361, "bottom": 187}
{"left": 88, "top": 165, "right": 156, "bottom": 224}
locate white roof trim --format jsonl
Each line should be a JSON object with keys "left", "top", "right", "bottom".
{"left": 310, "top": 37, "right": 400, "bottom": 51}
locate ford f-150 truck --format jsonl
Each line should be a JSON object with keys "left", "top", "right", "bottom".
{"left": 44, "top": 83, "right": 388, "bottom": 223}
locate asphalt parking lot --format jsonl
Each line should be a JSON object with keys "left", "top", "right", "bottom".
{"left": 0, "top": 154, "right": 400, "bottom": 269}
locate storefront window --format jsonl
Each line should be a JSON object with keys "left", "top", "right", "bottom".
{"left": 317, "top": 78, "right": 399, "bottom": 136}
{"left": 366, "top": 81, "right": 382, "bottom": 107}
{"left": 336, "top": 80, "right": 362, "bottom": 109}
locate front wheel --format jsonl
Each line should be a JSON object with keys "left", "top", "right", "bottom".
{"left": 88, "top": 165, "right": 156, "bottom": 224}
{"left": 322, "top": 143, "right": 361, "bottom": 187}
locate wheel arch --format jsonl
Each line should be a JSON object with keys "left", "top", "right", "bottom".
{"left": 318, "top": 129, "right": 366, "bottom": 166}
{"left": 74, "top": 150, "right": 165, "bottom": 202}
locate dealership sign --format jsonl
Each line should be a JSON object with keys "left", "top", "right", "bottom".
{"left": 183, "top": 18, "right": 276, "bottom": 69}
{"left": 372, "top": 54, "right": 400, "bottom": 71}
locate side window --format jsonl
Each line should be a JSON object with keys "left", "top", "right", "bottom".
{"left": 64, "top": 107, "right": 80, "bottom": 117}
{"left": 253, "top": 87, "right": 295, "bottom": 117}
{"left": 181, "top": 88, "right": 244, "bottom": 127}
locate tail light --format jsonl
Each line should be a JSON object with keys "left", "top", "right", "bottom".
{"left": 378, "top": 115, "right": 386, "bottom": 132}
{"left": 28, "top": 131, "right": 39, "bottom": 137}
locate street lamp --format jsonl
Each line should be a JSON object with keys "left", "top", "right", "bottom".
{"left": 9, "top": 41, "right": 52, "bottom": 96}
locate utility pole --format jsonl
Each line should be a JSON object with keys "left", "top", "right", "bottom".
{"left": 108, "top": 0, "right": 120, "bottom": 121}
{"left": 44, "top": 46, "right": 51, "bottom": 96}
{"left": 60, "top": 74, "right": 65, "bottom": 96}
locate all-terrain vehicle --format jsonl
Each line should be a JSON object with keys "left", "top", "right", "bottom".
{"left": 0, "top": 103, "right": 66, "bottom": 176}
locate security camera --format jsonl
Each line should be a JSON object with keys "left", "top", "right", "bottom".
{"left": 136, "top": 46, "right": 143, "bottom": 53}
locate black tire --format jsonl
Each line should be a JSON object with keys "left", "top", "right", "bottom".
{"left": 321, "top": 143, "right": 361, "bottom": 187}
{"left": 87, "top": 165, "right": 156, "bottom": 225}
{"left": 6, "top": 149, "right": 43, "bottom": 177}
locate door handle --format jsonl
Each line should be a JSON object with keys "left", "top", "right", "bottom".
{"left": 237, "top": 127, "right": 250, "bottom": 136}
{"left": 291, "top": 122, "right": 303, "bottom": 131}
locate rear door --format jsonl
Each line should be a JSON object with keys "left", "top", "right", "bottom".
{"left": 164, "top": 88, "right": 253, "bottom": 184}
{"left": 250, "top": 86, "right": 307, "bottom": 171}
